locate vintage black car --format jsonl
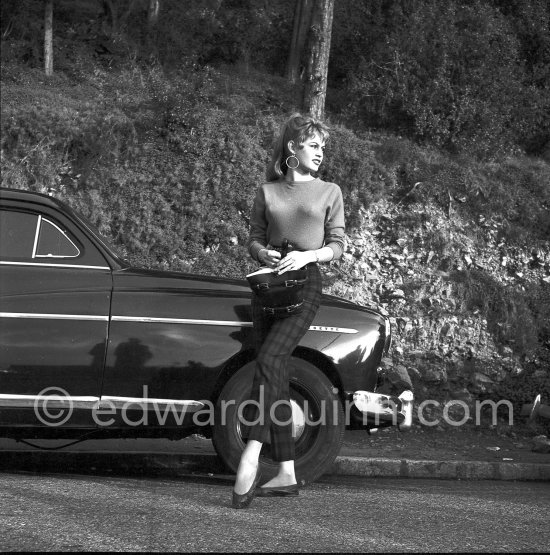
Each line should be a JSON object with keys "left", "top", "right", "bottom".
{"left": 0, "top": 187, "right": 413, "bottom": 482}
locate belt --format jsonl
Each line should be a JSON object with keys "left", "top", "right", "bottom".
{"left": 263, "top": 302, "right": 304, "bottom": 316}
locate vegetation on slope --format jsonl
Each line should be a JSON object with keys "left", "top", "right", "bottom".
{"left": 1, "top": 0, "right": 549, "bottom": 418}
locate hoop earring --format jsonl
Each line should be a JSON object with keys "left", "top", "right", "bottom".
{"left": 285, "top": 155, "right": 299, "bottom": 170}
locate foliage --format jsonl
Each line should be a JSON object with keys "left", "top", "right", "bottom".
{"left": 452, "top": 269, "right": 541, "bottom": 356}
{"left": 319, "top": 126, "right": 391, "bottom": 227}
{"left": 1, "top": 89, "right": 137, "bottom": 193}
{"left": 92, "top": 0, "right": 293, "bottom": 73}
{"left": 1, "top": 0, "right": 549, "bottom": 398}
{"left": 2, "top": 0, "right": 548, "bottom": 157}
{"left": 331, "top": 0, "right": 550, "bottom": 158}
{"left": 368, "top": 137, "right": 550, "bottom": 244}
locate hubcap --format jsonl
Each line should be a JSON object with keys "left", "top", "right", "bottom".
{"left": 290, "top": 397, "right": 306, "bottom": 440}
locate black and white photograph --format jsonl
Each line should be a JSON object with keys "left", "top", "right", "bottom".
{"left": 1, "top": 0, "right": 549, "bottom": 552}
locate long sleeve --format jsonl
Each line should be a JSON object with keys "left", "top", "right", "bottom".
{"left": 248, "top": 186, "right": 267, "bottom": 262}
{"left": 324, "top": 186, "right": 345, "bottom": 260}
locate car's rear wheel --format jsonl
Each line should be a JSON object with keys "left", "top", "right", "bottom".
{"left": 212, "top": 357, "right": 345, "bottom": 485}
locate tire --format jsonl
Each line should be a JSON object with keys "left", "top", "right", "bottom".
{"left": 212, "top": 357, "right": 345, "bottom": 485}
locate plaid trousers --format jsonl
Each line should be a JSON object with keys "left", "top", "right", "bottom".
{"left": 245, "top": 263, "right": 322, "bottom": 462}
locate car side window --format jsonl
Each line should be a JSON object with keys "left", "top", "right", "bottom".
{"left": 0, "top": 210, "right": 38, "bottom": 258}
{"left": 0, "top": 209, "right": 80, "bottom": 260}
{"left": 35, "top": 217, "right": 80, "bottom": 258}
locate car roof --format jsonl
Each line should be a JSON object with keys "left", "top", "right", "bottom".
{"left": 0, "top": 187, "right": 68, "bottom": 210}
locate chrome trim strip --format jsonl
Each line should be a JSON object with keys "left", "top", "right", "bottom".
{"left": 309, "top": 325, "right": 358, "bottom": 334}
{"left": 111, "top": 316, "right": 357, "bottom": 333}
{"left": 99, "top": 396, "right": 204, "bottom": 410}
{"left": 0, "top": 312, "right": 109, "bottom": 322}
{"left": 0, "top": 261, "right": 110, "bottom": 270}
{"left": 0, "top": 313, "right": 358, "bottom": 333}
{"left": 111, "top": 316, "right": 248, "bottom": 327}
{"left": 0, "top": 394, "right": 204, "bottom": 411}
{"left": 31, "top": 215, "right": 41, "bottom": 258}
{"left": 0, "top": 394, "right": 99, "bottom": 409}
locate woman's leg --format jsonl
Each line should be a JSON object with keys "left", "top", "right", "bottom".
{"left": 256, "top": 296, "right": 320, "bottom": 488}
{"left": 233, "top": 296, "right": 273, "bottom": 495}
{"left": 246, "top": 265, "right": 323, "bottom": 487}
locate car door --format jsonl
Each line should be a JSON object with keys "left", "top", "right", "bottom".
{"left": 0, "top": 198, "right": 112, "bottom": 429}
{"left": 99, "top": 270, "right": 253, "bottom": 430}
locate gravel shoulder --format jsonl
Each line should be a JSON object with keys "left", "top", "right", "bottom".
{"left": 341, "top": 424, "right": 550, "bottom": 464}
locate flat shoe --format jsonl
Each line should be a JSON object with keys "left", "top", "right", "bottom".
{"left": 232, "top": 470, "right": 262, "bottom": 509}
{"left": 256, "top": 483, "right": 299, "bottom": 497}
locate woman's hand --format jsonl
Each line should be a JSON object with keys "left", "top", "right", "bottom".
{"left": 258, "top": 248, "right": 281, "bottom": 269}
{"left": 276, "top": 251, "right": 313, "bottom": 274}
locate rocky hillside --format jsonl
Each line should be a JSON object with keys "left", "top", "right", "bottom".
{"left": 324, "top": 182, "right": 550, "bottom": 417}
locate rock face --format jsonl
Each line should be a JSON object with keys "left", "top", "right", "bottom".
{"left": 324, "top": 199, "right": 550, "bottom": 408}
{"left": 532, "top": 435, "right": 550, "bottom": 453}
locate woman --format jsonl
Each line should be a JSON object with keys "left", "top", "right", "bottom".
{"left": 232, "top": 112, "right": 345, "bottom": 509}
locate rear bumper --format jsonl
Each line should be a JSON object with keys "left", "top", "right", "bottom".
{"left": 348, "top": 390, "right": 414, "bottom": 430}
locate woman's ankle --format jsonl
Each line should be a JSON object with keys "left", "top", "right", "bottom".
{"left": 277, "top": 461, "right": 296, "bottom": 480}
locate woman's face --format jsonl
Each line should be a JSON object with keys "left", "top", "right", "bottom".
{"left": 290, "top": 131, "right": 325, "bottom": 175}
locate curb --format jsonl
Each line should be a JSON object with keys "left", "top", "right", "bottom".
{"left": 331, "top": 456, "right": 550, "bottom": 481}
{"left": 0, "top": 451, "right": 226, "bottom": 477}
{"left": 1, "top": 450, "right": 549, "bottom": 481}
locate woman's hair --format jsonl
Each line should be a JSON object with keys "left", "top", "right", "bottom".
{"left": 266, "top": 113, "right": 329, "bottom": 181}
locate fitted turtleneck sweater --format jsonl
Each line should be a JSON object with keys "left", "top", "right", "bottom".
{"left": 248, "top": 178, "right": 345, "bottom": 262}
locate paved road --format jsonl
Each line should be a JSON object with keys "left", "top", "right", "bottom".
{"left": 1, "top": 472, "right": 549, "bottom": 552}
